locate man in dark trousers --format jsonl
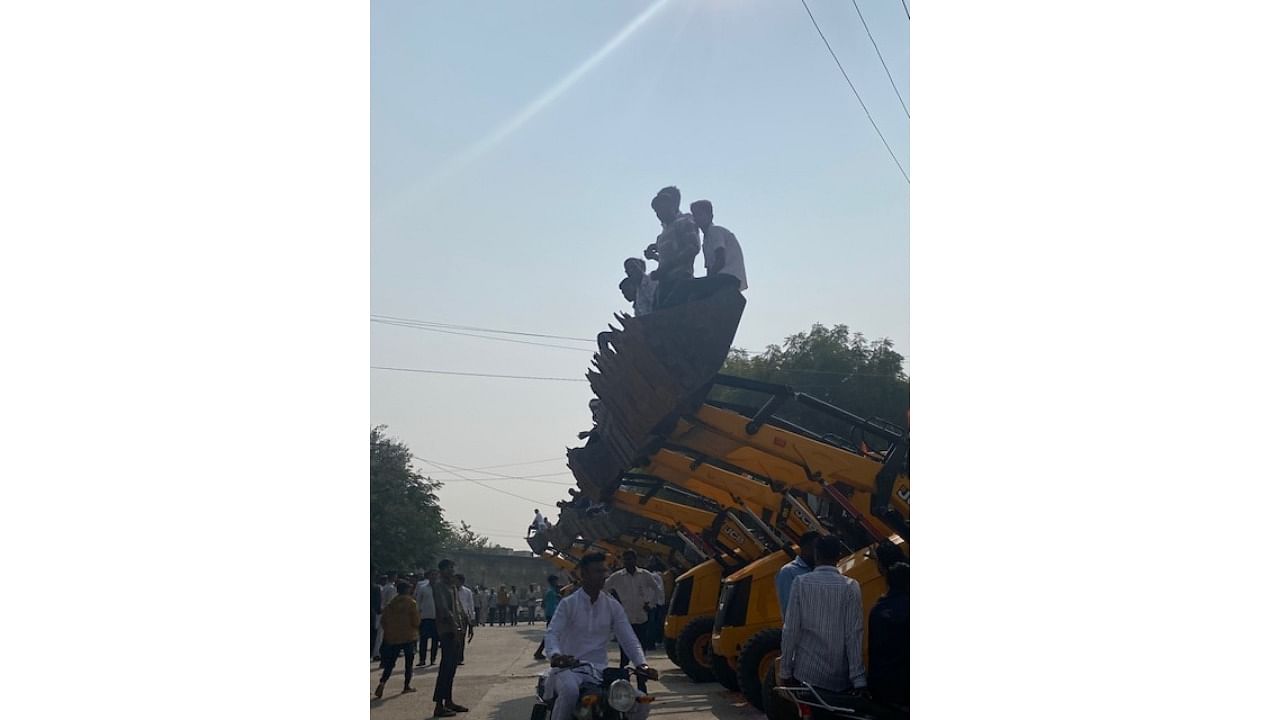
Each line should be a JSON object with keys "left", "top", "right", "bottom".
{"left": 415, "top": 568, "right": 439, "bottom": 666}
{"left": 431, "top": 559, "right": 472, "bottom": 717}
{"left": 780, "top": 536, "right": 870, "bottom": 718}
{"left": 868, "top": 561, "right": 909, "bottom": 707}
{"left": 371, "top": 578, "right": 383, "bottom": 660}
{"left": 374, "top": 580, "right": 420, "bottom": 699}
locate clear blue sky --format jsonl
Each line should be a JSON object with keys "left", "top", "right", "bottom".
{"left": 371, "top": 0, "right": 909, "bottom": 547}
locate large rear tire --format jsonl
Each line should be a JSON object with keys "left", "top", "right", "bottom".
{"left": 712, "top": 652, "right": 740, "bottom": 691}
{"left": 736, "top": 628, "right": 783, "bottom": 710}
{"left": 675, "top": 616, "right": 716, "bottom": 683}
{"left": 664, "top": 636, "right": 678, "bottom": 663}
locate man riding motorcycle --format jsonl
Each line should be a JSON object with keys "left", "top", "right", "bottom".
{"left": 541, "top": 551, "right": 657, "bottom": 720}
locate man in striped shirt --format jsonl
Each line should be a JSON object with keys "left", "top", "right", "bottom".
{"left": 779, "top": 535, "right": 869, "bottom": 696}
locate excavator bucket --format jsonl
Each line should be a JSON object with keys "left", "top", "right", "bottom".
{"left": 570, "top": 285, "right": 746, "bottom": 501}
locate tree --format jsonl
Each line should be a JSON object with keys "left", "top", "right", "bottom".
{"left": 443, "top": 521, "right": 514, "bottom": 554}
{"left": 370, "top": 426, "right": 450, "bottom": 573}
{"left": 714, "top": 324, "right": 909, "bottom": 450}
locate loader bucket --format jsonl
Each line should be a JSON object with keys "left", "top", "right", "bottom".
{"left": 569, "top": 285, "right": 746, "bottom": 500}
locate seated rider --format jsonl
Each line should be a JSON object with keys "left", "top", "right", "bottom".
{"left": 541, "top": 552, "right": 655, "bottom": 720}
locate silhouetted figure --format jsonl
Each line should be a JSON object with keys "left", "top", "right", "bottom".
{"left": 690, "top": 199, "right": 747, "bottom": 292}
{"left": 619, "top": 257, "right": 658, "bottom": 315}
{"left": 645, "top": 186, "right": 701, "bottom": 309}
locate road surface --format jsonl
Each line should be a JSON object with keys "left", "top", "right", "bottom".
{"left": 370, "top": 623, "right": 764, "bottom": 720}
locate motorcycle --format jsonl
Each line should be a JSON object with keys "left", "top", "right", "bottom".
{"left": 529, "top": 659, "right": 658, "bottom": 720}
{"left": 772, "top": 679, "right": 908, "bottom": 720}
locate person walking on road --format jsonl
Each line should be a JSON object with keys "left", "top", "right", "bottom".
{"left": 371, "top": 577, "right": 384, "bottom": 660}
{"left": 525, "top": 583, "right": 539, "bottom": 625}
{"left": 776, "top": 531, "right": 821, "bottom": 617}
{"left": 516, "top": 583, "right": 531, "bottom": 626}
{"left": 415, "top": 568, "right": 439, "bottom": 666}
{"left": 373, "top": 573, "right": 396, "bottom": 657}
{"left": 779, "top": 535, "right": 869, "bottom": 707}
{"left": 533, "top": 575, "right": 562, "bottom": 660}
{"left": 497, "top": 585, "right": 510, "bottom": 627}
{"left": 456, "top": 574, "right": 475, "bottom": 665}
{"left": 604, "top": 550, "right": 662, "bottom": 666}
{"left": 476, "top": 584, "right": 490, "bottom": 632}
{"left": 431, "top": 559, "right": 472, "bottom": 717}
{"left": 374, "top": 580, "right": 420, "bottom": 699}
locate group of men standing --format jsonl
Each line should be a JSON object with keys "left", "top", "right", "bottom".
{"left": 620, "top": 186, "right": 748, "bottom": 316}
{"left": 775, "top": 533, "right": 911, "bottom": 714}
{"left": 481, "top": 582, "right": 542, "bottom": 626}
{"left": 370, "top": 560, "right": 474, "bottom": 717}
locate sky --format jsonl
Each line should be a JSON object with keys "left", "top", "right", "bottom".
{"left": 370, "top": 0, "right": 909, "bottom": 549}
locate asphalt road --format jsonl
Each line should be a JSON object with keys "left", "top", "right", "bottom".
{"left": 370, "top": 623, "right": 764, "bottom": 720}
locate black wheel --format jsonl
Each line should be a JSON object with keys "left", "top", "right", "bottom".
{"left": 675, "top": 616, "right": 716, "bottom": 683}
{"left": 736, "top": 628, "right": 783, "bottom": 710}
{"left": 664, "top": 636, "right": 678, "bottom": 663}
{"left": 711, "top": 652, "right": 740, "bottom": 691}
{"left": 529, "top": 702, "right": 548, "bottom": 720}
{"left": 760, "top": 661, "right": 798, "bottom": 720}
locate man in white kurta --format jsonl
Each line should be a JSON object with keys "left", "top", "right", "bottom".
{"left": 543, "top": 553, "right": 653, "bottom": 720}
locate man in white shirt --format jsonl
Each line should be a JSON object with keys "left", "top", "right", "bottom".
{"left": 690, "top": 199, "right": 748, "bottom": 292}
{"left": 529, "top": 509, "right": 547, "bottom": 537}
{"left": 604, "top": 550, "right": 663, "bottom": 666}
{"left": 456, "top": 574, "right": 475, "bottom": 665}
{"left": 375, "top": 575, "right": 397, "bottom": 656}
{"left": 415, "top": 569, "right": 440, "bottom": 666}
{"left": 476, "top": 585, "right": 490, "bottom": 630}
{"left": 544, "top": 552, "right": 654, "bottom": 720}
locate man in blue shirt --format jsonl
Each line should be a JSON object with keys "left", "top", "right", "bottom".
{"left": 775, "top": 531, "right": 821, "bottom": 617}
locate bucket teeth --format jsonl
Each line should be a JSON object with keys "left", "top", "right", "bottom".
{"left": 545, "top": 287, "right": 746, "bottom": 553}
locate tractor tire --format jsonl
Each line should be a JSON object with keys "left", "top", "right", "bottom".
{"left": 675, "top": 616, "right": 716, "bottom": 683}
{"left": 761, "top": 664, "right": 798, "bottom": 720}
{"left": 664, "top": 636, "right": 678, "bottom": 663}
{"left": 736, "top": 628, "right": 783, "bottom": 710}
{"left": 712, "top": 652, "right": 740, "bottom": 691}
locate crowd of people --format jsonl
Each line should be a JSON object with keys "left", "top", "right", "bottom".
{"left": 371, "top": 536, "right": 906, "bottom": 715}
{"left": 373, "top": 564, "right": 568, "bottom": 715}
{"left": 619, "top": 186, "right": 748, "bottom": 316}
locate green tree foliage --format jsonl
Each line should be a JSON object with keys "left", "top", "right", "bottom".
{"left": 370, "top": 426, "right": 450, "bottom": 573}
{"left": 714, "top": 324, "right": 909, "bottom": 450}
{"left": 443, "top": 520, "right": 513, "bottom": 554}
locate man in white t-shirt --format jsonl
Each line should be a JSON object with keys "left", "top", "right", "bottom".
{"left": 456, "top": 574, "right": 475, "bottom": 665}
{"left": 690, "top": 199, "right": 747, "bottom": 292}
{"left": 415, "top": 569, "right": 439, "bottom": 666}
{"left": 604, "top": 550, "right": 663, "bottom": 667}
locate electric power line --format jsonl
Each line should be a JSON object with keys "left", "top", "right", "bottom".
{"left": 371, "top": 314, "right": 596, "bottom": 343}
{"left": 371, "top": 366, "right": 588, "bottom": 382}
{"left": 798, "top": 0, "right": 910, "bottom": 183}
{"left": 900, "top": 0, "right": 910, "bottom": 21}
{"left": 470, "top": 456, "right": 567, "bottom": 470}
{"left": 372, "top": 318, "right": 589, "bottom": 352}
{"left": 851, "top": 0, "right": 909, "bottom": 118}
{"left": 419, "top": 457, "right": 572, "bottom": 484}
{"left": 416, "top": 458, "right": 560, "bottom": 505}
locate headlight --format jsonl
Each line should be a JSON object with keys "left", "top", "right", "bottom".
{"left": 607, "top": 679, "right": 637, "bottom": 712}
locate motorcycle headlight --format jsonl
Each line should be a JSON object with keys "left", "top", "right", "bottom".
{"left": 607, "top": 679, "right": 637, "bottom": 712}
